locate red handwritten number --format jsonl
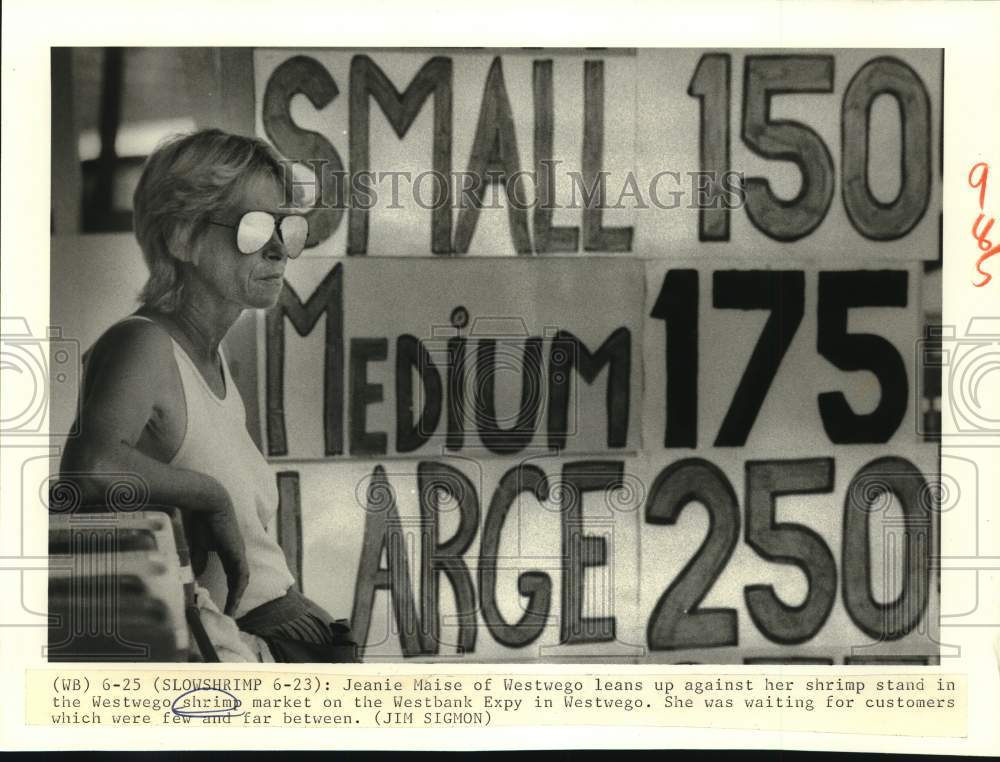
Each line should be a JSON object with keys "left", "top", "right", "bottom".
{"left": 969, "top": 163, "right": 988, "bottom": 209}
{"left": 969, "top": 162, "right": 999, "bottom": 287}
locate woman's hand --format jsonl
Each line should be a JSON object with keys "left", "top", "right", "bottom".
{"left": 202, "top": 487, "right": 250, "bottom": 616}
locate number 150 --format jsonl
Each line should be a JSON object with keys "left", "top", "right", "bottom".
{"left": 689, "top": 54, "right": 932, "bottom": 242}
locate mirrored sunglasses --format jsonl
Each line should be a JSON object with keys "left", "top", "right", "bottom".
{"left": 209, "top": 211, "right": 309, "bottom": 259}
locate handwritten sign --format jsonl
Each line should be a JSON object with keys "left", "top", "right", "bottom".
{"left": 266, "top": 258, "right": 642, "bottom": 459}
{"left": 253, "top": 49, "right": 942, "bottom": 261}
{"left": 252, "top": 49, "right": 941, "bottom": 662}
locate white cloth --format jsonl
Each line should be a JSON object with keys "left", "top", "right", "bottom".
{"left": 193, "top": 584, "right": 271, "bottom": 662}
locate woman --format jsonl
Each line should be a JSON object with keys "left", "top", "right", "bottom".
{"left": 59, "top": 129, "right": 357, "bottom": 663}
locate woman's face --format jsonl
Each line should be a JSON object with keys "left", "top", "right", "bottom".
{"left": 193, "top": 172, "right": 291, "bottom": 310}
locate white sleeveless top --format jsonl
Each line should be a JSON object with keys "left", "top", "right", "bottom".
{"left": 123, "top": 316, "right": 294, "bottom": 618}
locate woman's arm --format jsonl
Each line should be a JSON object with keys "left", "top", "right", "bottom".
{"left": 59, "top": 318, "right": 249, "bottom": 614}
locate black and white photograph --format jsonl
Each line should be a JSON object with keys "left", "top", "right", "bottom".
{"left": 3, "top": 0, "right": 1000, "bottom": 754}
{"left": 44, "top": 46, "right": 944, "bottom": 665}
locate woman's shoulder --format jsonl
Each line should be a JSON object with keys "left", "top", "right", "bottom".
{"left": 85, "top": 312, "right": 178, "bottom": 381}
{"left": 72, "top": 312, "right": 188, "bottom": 466}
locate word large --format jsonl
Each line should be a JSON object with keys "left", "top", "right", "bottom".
{"left": 278, "top": 456, "right": 934, "bottom": 656}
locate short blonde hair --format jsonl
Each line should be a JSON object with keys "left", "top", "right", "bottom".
{"left": 132, "top": 129, "right": 285, "bottom": 313}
